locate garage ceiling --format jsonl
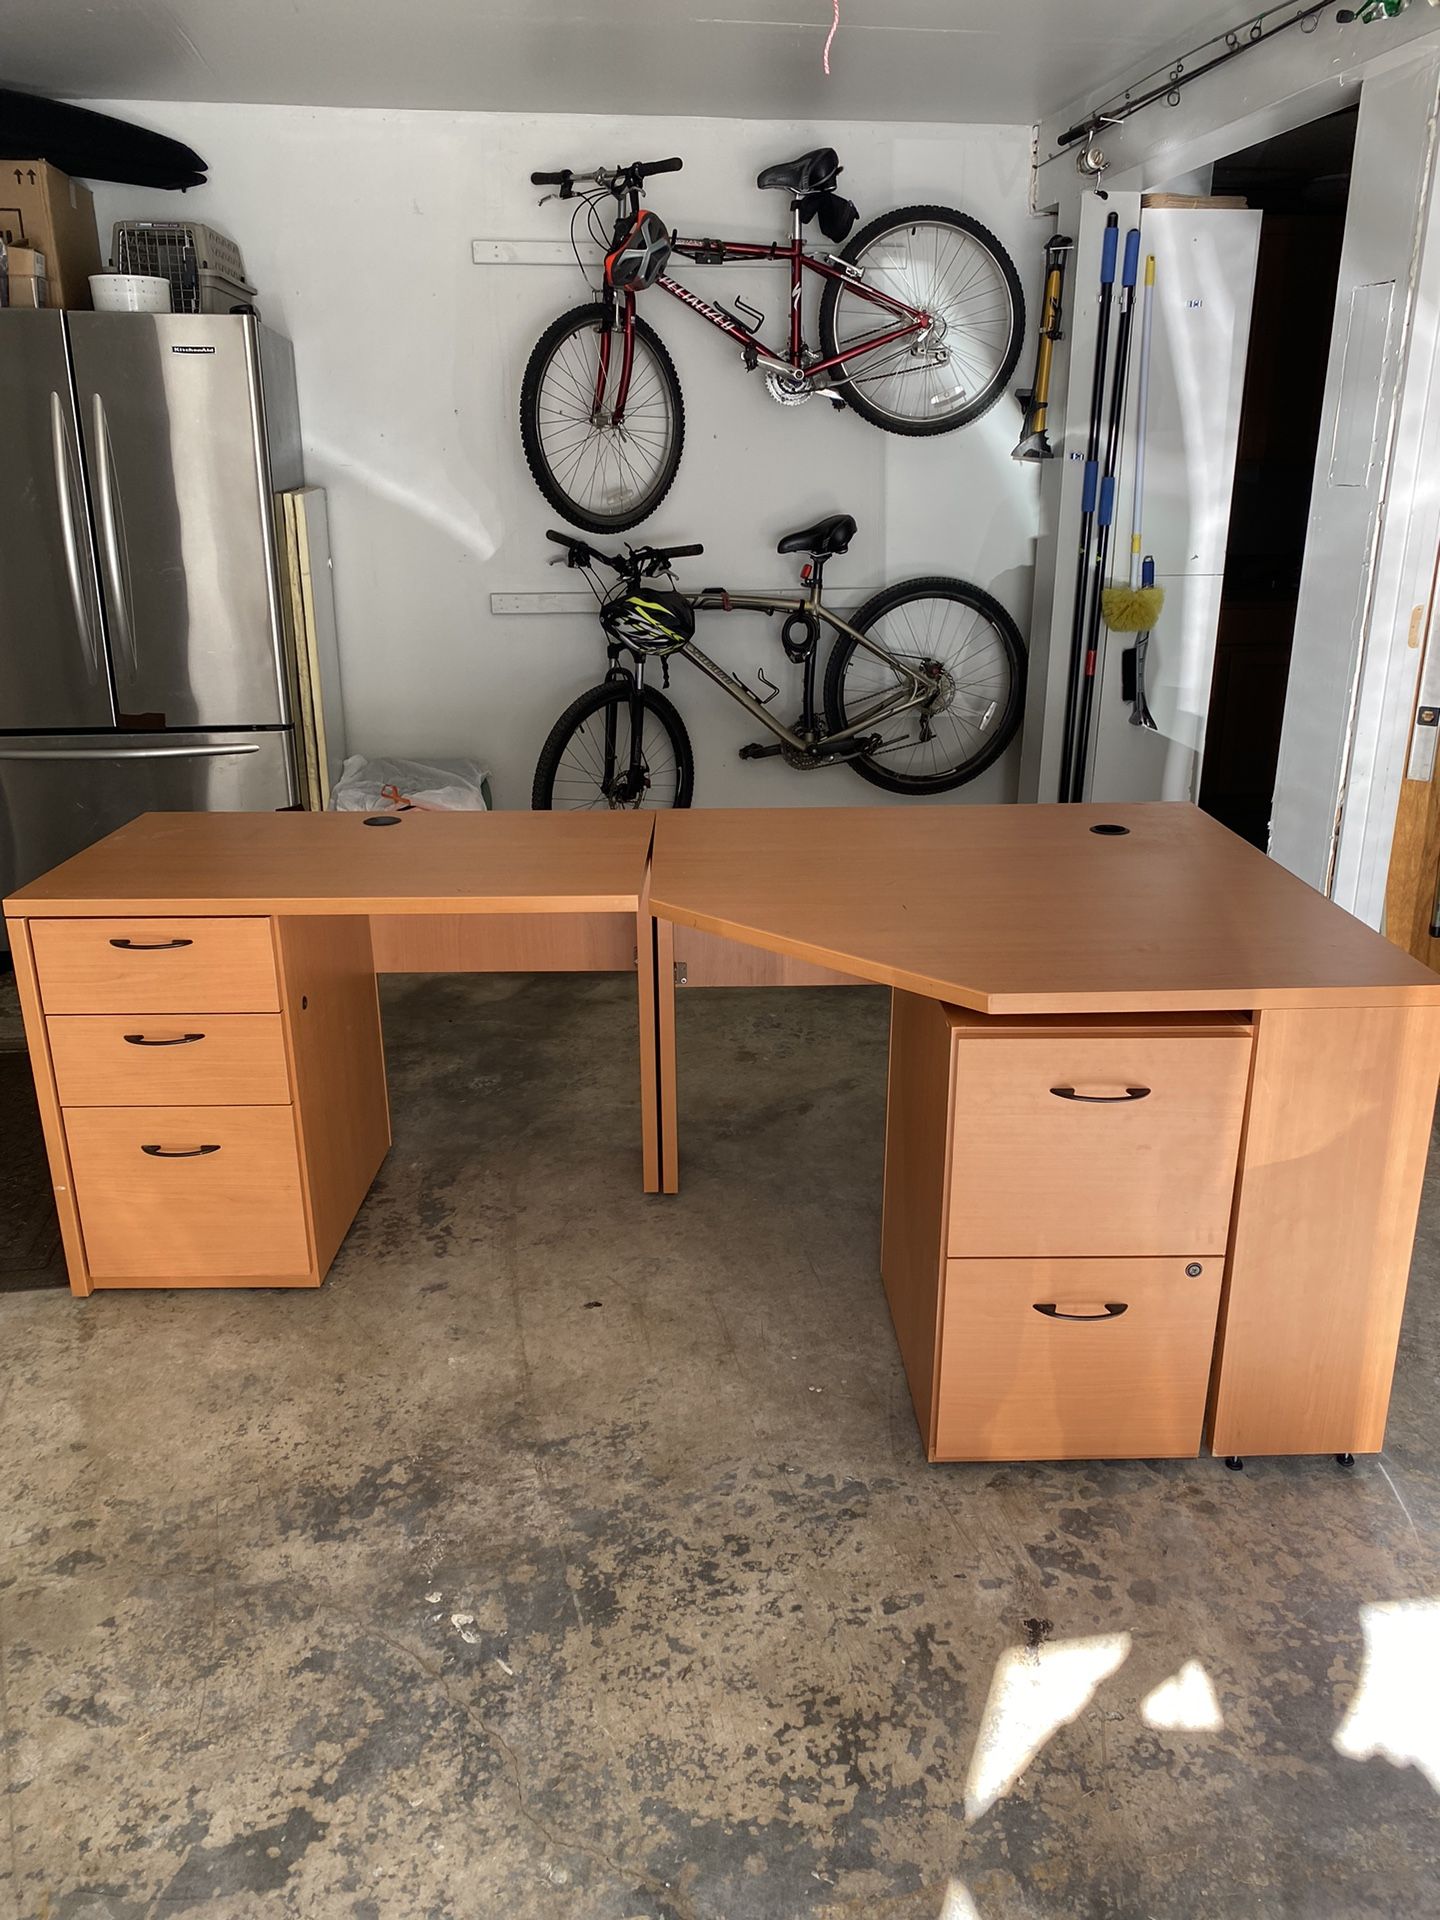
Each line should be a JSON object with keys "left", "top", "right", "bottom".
{"left": 2, "top": 0, "right": 1253, "bottom": 124}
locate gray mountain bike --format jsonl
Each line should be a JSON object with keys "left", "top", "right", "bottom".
{"left": 531, "top": 513, "right": 1025, "bottom": 807}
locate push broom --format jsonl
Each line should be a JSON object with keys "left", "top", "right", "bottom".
{"left": 1101, "top": 253, "right": 1163, "bottom": 730}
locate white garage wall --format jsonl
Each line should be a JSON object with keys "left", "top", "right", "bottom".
{"left": 86, "top": 100, "right": 1042, "bottom": 808}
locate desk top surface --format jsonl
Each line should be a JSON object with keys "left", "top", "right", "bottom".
{"left": 3, "top": 810, "right": 655, "bottom": 918}
{"left": 650, "top": 803, "right": 1440, "bottom": 1012}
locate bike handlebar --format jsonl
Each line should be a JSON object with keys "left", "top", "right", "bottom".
{"left": 545, "top": 529, "right": 703, "bottom": 571}
{"left": 531, "top": 157, "right": 684, "bottom": 196}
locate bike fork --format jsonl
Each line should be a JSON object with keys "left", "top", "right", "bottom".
{"left": 596, "top": 292, "right": 638, "bottom": 426}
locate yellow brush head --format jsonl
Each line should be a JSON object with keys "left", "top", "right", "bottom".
{"left": 1101, "top": 583, "right": 1165, "bottom": 632}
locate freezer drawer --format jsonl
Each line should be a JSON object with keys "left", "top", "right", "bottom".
{"left": 67, "top": 314, "right": 294, "bottom": 729}
{"left": 0, "top": 313, "right": 115, "bottom": 731}
{"left": 0, "top": 730, "right": 295, "bottom": 945}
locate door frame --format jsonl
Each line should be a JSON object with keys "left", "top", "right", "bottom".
{"left": 1029, "top": 34, "right": 1440, "bottom": 924}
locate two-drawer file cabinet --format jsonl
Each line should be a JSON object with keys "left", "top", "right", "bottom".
{"left": 881, "top": 993, "right": 1251, "bottom": 1462}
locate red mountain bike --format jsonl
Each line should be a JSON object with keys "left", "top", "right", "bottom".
{"left": 520, "top": 149, "right": 1026, "bottom": 533}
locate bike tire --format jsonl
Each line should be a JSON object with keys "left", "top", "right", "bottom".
{"left": 817, "top": 206, "right": 1025, "bottom": 435}
{"left": 823, "top": 576, "right": 1026, "bottom": 794}
{"left": 519, "top": 303, "right": 686, "bottom": 533}
{"left": 532, "top": 680, "right": 695, "bottom": 809}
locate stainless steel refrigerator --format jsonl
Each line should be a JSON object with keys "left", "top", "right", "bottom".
{"left": 0, "top": 311, "right": 303, "bottom": 937}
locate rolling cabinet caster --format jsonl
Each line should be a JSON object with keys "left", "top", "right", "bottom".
{"left": 1336, "top": 1453, "right": 1355, "bottom": 1467}
{"left": 1224, "top": 1456, "right": 1245, "bottom": 1471}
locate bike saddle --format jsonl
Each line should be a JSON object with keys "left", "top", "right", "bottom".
{"left": 756, "top": 147, "right": 840, "bottom": 196}
{"left": 776, "top": 513, "right": 856, "bottom": 557}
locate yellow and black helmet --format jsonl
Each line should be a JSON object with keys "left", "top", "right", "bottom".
{"left": 600, "top": 586, "right": 695, "bottom": 655}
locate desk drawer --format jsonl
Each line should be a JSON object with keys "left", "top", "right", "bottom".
{"left": 947, "top": 1032, "right": 1249, "bottom": 1258}
{"left": 65, "top": 1105, "right": 310, "bottom": 1281}
{"left": 933, "top": 1256, "right": 1222, "bottom": 1461}
{"left": 30, "top": 918, "right": 279, "bottom": 1014}
{"left": 49, "top": 1015, "right": 291, "bottom": 1107}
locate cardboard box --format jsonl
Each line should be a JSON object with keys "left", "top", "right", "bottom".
{"left": 0, "top": 161, "right": 101, "bottom": 307}
{"left": 0, "top": 243, "right": 49, "bottom": 307}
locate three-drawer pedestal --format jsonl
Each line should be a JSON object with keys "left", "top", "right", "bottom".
{"left": 14, "top": 914, "right": 391, "bottom": 1291}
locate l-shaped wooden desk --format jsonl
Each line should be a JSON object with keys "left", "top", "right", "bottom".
{"left": 8, "top": 801, "right": 1440, "bottom": 1469}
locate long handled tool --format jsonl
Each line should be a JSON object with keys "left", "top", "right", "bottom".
{"left": 1012, "top": 232, "right": 1072, "bottom": 461}
{"left": 1099, "top": 253, "right": 1164, "bottom": 729}
{"left": 1057, "top": 211, "right": 1119, "bottom": 801}
{"left": 1066, "top": 224, "right": 1141, "bottom": 802}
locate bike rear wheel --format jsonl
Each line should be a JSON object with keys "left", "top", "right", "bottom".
{"left": 520, "top": 303, "right": 685, "bottom": 533}
{"left": 818, "top": 207, "right": 1024, "bottom": 434}
{"left": 823, "top": 577, "right": 1025, "bottom": 793}
{"left": 532, "top": 680, "right": 695, "bottom": 809}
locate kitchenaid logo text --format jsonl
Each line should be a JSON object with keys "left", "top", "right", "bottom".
{"left": 170, "top": 345, "right": 216, "bottom": 355}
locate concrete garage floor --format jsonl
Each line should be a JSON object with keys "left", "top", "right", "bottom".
{"left": 3, "top": 971, "right": 1440, "bottom": 1919}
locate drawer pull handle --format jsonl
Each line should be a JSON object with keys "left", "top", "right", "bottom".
{"left": 109, "top": 936, "right": 194, "bottom": 951}
{"left": 1034, "top": 1301, "right": 1128, "bottom": 1321}
{"left": 123, "top": 1032, "right": 205, "bottom": 1047}
{"left": 140, "top": 1143, "right": 221, "bottom": 1158}
{"left": 1049, "top": 1085, "right": 1151, "bottom": 1103}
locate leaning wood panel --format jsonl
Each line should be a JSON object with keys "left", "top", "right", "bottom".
{"left": 673, "top": 924, "right": 865, "bottom": 988}
{"left": 1208, "top": 1004, "right": 1440, "bottom": 1456}
{"left": 879, "top": 990, "right": 955, "bottom": 1452}
{"left": 5, "top": 917, "right": 92, "bottom": 1296}
{"left": 369, "top": 911, "right": 634, "bottom": 973}
{"left": 276, "top": 915, "right": 392, "bottom": 1280}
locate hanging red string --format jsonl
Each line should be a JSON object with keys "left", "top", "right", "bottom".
{"left": 823, "top": 0, "right": 839, "bottom": 74}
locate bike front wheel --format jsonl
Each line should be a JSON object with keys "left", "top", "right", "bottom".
{"left": 532, "top": 680, "right": 695, "bottom": 810}
{"left": 823, "top": 577, "right": 1025, "bottom": 794}
{"left": 520, "top": 303, "right": 685, "bottom": 533}
{"left": 818, "top": 207, "right": 1024, "bottom": 434}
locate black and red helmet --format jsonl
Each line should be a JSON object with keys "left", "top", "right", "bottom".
{"left": 605, "top": 210, "right": 673, "bottom": 290}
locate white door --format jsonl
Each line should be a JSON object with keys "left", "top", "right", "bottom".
{"left": 1269, "top": 54, "right": 1440, "bottom": 891}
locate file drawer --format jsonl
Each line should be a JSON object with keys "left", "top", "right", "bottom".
{"left": 64, "top": 1105, "right": 310, "bottom": 1281}
{"left": 933, "top": 1255, "right": 1223, "bottom": 1461}
{"left": 30, "top": 918, "right": 279, "bottom": 1014}
{"left": 48, "top": 1014, "right": 292, "bottom": 1107}
{"left": 947, "top": 1030, "right": 1249, "bottom": 1258}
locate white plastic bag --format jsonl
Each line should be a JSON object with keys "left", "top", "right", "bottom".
{"left": 330, "top": 754, "right": 490, "bottom": 813}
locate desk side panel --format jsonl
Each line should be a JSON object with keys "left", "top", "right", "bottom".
{"left": 6, "top": 915, "right": 92, "bottom": 1296}
{"left": 276, "top": 916, "right": 391, "bottom": 1280}
{"left": 1208, "top": 1003, "right": 1440, "bottom": 1456}
{"left": 880, "top": 990, "right": 955, "bottom": 1456}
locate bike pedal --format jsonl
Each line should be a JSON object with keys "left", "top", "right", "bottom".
{"left": 738, "top": 741, "right": 783, "bottom": 760}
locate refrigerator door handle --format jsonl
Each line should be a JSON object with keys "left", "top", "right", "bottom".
{"left": 0, "top": 743, "right": 263, "bottom": 761}
{"left": 90, "top": 392, "right": 140, "bottom": 678}
{"left": 49, "top": 392, "right": 105, "bottom": 687}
